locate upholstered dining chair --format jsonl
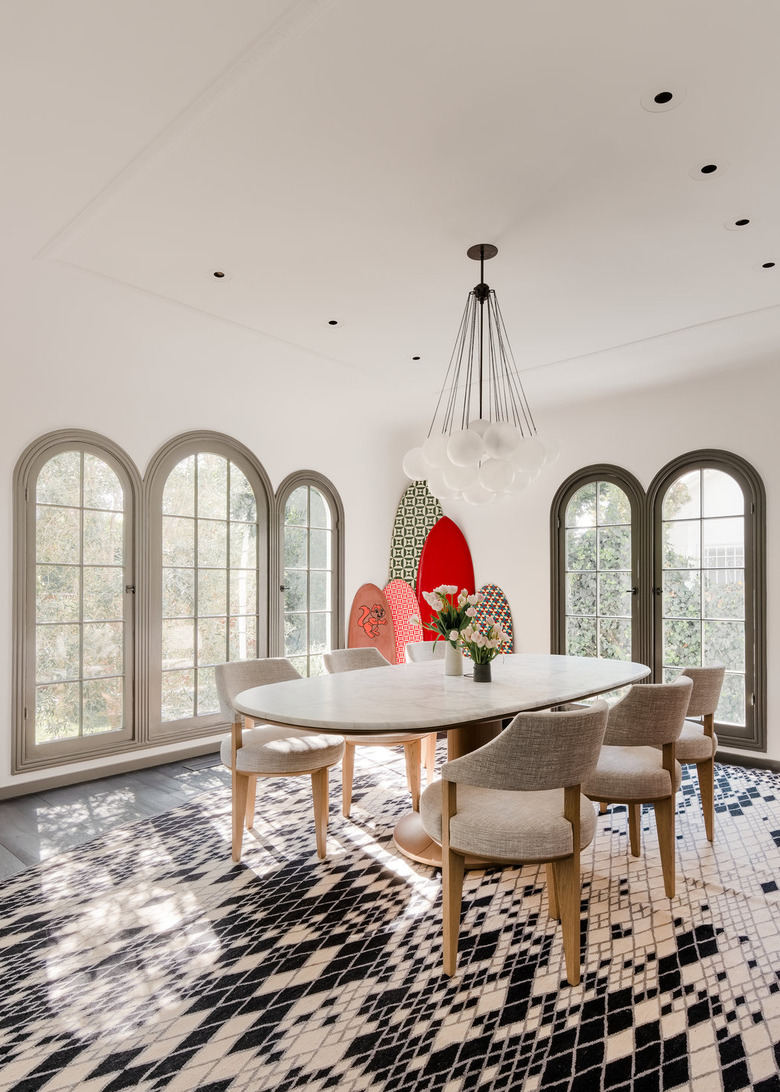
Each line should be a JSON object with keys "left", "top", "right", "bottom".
{"left": 583, "top": 677, "right": 692, "bottom": 898}
{"left": 420, "top": 701, "right": 609, "bottom": 985}
{"left": 404, "top": 641, "right": 444, "bottom": 782}
{"left": 323, "top": 647, "right": 433, "bottom": 816}
{"left": 673, "top": 663, "right": 726, "bottom": 841}
{"left": 215, "top": 658, "right": 345, "bottom": 863}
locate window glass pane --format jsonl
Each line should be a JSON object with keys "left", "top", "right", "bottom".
{"left": 83, "top": 510, "right": 124, "bottom": 565}
{"left": 198, "top": 618, "right": 227, "bottom": 665}
{"left": 702, "top": 469, "right": 744, "bottom": 518}
{"left": 288, "top": 656, "right": 308, "bottom": 677}
{"left": 284, "top": 569, "right": 307, "bottom": 613}
{"left": 36, "top": 565, "right": 80, "bottom": 622}
{"left": 162, "top": 568, "right": 195, "bottom": 618}
{"left": 598, "top": 526, "right": 630, "bottom": 570}
{"left": 197, "top": 520, "right": 227, "bottom": 567}
{"left": 662, "top": 471, "right": 700, "bottom": 520}
{"left": 83, "top": 567, "right": 124, "bottom": 622}
{"left": 83, "top": 455, "right": 123, "bottom": 512}
{"left": 566, "top": 572, "right": 596, "bottom": 616}
{"left": 163, "top": 516, "right": 195, "bottom": 567}
{"left": 599, "top": 618, "right": 631, "bottom": 660}
{"left": 662, "top": 618, "right": 701, "bottom": 668}
{"left": 662, "top": 570, "right": 700, "bottom": 618}
{"left": 662, "top": 520, "right": 700, "bottom": 568}
{"left": 565, "top": 528, "right": 596, "bottom": 570}
{"left": 229, "top": 521, "right": 257, "bottom": 569}
{"left": 285, "top": 487, "right": 308, "bottom": 526}
{"left": 37, "top": 452, "right": 81, "bottom": 507}
{"left": 82, "top": 678, "right": 123, "bottom": 734}
{"left": 197, "top": 667, "right": 219, "bottom": 715}
{"left": 598, "top": 572, "right": 631, "bottom": 618}
{"left": 310, "top": 612, "right": 330, "bottom": 653}
{"left": 36, "top": 682, "right": 80, "bottom": 741}
{"left": 197, "top": 569, "right": 227, "bottom": 617}
{"left": 310, "top": 529, "right": 331, "bottom": 570}
{"left": 229, "top": 616, "right": 256, "bottom": 661}
{"left": 37, "top": 506, "right": 80, "bottom": 564}
{"left": 598, "top": 482, "right": 631, "bottom": 525}
{"left": 163, "top": 456, "right": 195, "bottom": 517}
{"left": 285, "top": 613, "right": 307, "bottom": 654}
{"left": 162, "top": 619, "right": 195, "bottom": 669}
{"left": 702, "top": 518, "right": 744, "bottom": 567}
{"left": 309, "top": 488, "right": 331, "bottom": 529}
{"left": 162, "top": 670, "right": 194, "bottom": 721}
{"left": 309, "top": 654, "right": 325, "bottom": 677}
{"left": 229, "top": 465, "right": 257, "bottom": 522}
{"left": 197, "top": 454, "right": 228, "bottom": 519}
{"left": 703, "top": 620, "right": 745, "bottom": 671}
{"left": 310, "top": 570, "right": 330, "bottom": 612}
{"left": 718, "top": 673, "right": 745, "bottom": 726}
{"left": 36, "top": 624, "right": 80, "bottom": 682}
{"left": 565, "top": 482, "right": 596, "bottom": 528}
{"left": 229, "top": 570, "right": 256, "bottom": 616}
{"left": 83, "top": 622, "right": 123, "bottom": 678}
{"left": 703, "top": 569, "right": 744, "bottom": 620}
{"left": 566, "top": 616, "right": 597, "bottom": 656}
{"left": 284, "top": 526, "right": 307, "bottom": 568}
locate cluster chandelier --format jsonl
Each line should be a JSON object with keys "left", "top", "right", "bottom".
{"left": 402, "top": 244, "right": 557, "bottom": 505}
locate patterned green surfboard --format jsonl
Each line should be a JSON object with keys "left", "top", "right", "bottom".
{"left": 388, "top": 480, "right": 443, "bottom": 587}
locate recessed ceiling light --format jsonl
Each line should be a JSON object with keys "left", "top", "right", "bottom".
{"left": 328, "top": 319, "right": 339, "bottom": 326}
{"left": 412, "top": 356, "right": 421, "bottom": 361}
{"left": 213, "top": 271, "right": 225, "bottom": 278}
{"left": 725, "top": 218, "right": 752, "bottom": 231}
{"left": 689, "top": 160, "right": 727, "bottom": 180}
{"left": 641, "top": 85, "right": 686, "bottom": 112}
{"left": 762, "top": 262, "right": 775, "bottom": 269}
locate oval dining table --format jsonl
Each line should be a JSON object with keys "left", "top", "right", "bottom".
{"left": 234, "top": 653, "right": 650, "bottom": 867}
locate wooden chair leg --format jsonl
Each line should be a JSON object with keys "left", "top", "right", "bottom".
{"left": 546, "top": 861, "right": 560, "bottom": 920}
{"left": 341, "top": 742, "right": 355, "bottom": 817}
{"left": 232, "top": 771, "right": 250, "bottom": 862}
{"left": 698, "top": 757, "right": 715, "bottom": 842}
{"left": 653, "top": 796, "right": 676, "bottom": 898}
{"left": 599, "top": 801, "right": 608, "bottom": 815}
{"left": 552, "top": 853, "right": 582, "bottom": 986}
{"left": 628, "top": 803, "right": 641, "bottom": 857}
{"left": 311, "top": 766, "right": 329, "bottom": 859}
{"left": 405, "top": 738, "right": 422, "bottom": 811}
{"left": 423, "top": 733, "right": 437, "bottom": 784}
{"left": 442, "top": 847, "right": 465, "bottom": 976}
{"left": 245, "top": 776, "right": 257, "bottom": 830}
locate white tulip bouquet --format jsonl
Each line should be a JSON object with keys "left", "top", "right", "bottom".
{"left": 411, "top": 585, "right": 483, "bottom": 647}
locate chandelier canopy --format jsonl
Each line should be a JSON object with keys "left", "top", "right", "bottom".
{"left": 402, "top": 244, "right": 557, "bottom": 505}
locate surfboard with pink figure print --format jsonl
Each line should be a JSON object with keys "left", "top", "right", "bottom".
{"left": 415, "top": 517, "right": 475, "bottom": 641}
{"left": 347, "top": 583, "right": 396, "bottom": 662}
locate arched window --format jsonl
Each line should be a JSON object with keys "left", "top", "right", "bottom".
{"left": 14, "top": 432, "right": 139, "bottom": 770}
{"left": 551, "top": 466, "right": 648, "bottom": 666}
{"left": 277, "top": 472, "right": 344, "bottom": 677}
{"left": 649, "top": 451, "right": 765, "bottom": 750}
{"left": 146, "top": 433, "right": 272, "bottom": 741}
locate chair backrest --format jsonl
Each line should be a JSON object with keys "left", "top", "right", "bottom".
{"left": 442, "top": 700, "right": 609, "bottom": 792}
{"left": 603, "top": 676, "right": 693, "bottom": 747}
{"left": 405, "top": 640, "right": 445, "bottom": 663}
{"left": 323, "top": 648, "right": 391, "bottom": 673}
{"left": 214, "top": 657, "right": 300, "bottom": 718}
{"left": 676, "top": 663, "right": 725, "bottom": 718}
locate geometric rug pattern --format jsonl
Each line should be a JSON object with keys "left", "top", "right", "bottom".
{"left": 2, "top": 753, "right": 780, "bottom": 1091}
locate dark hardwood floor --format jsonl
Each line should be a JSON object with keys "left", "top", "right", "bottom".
{"left": 0, "top": 754, "right": 230, "bottom": 880}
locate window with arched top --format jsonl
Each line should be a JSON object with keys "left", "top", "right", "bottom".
{"left": 146, "top": 433, "right": 272, "bottom": 741}
{"left": 14, "top": 432, "right": 139, "bottom": 769}
{"left": 277, "top": 472, "right": 344, "bottom": 677}
{"left": 552, "top": 451, "right": 765, "bottom": 752}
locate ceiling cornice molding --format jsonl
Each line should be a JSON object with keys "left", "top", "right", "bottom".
{"left": 37, "top": 0, "right": 341, "bottom": 262}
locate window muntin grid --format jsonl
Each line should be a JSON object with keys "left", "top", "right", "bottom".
{"left": 283, "top": 484, "right": 333, "bottom": 677}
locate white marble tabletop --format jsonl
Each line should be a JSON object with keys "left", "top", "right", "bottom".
{"left": 234, "top": 654, "right": 650, "bottom": 735}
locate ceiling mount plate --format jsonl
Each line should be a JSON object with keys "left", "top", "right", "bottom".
{"left": 467, "top": 243, "right": 498, "bottom": 262}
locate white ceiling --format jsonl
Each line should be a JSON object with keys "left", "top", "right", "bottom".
{"left": 6, "top": 0, "right": 780, "bottom": 411}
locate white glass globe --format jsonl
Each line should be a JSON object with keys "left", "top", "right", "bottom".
{"left": 426, "top": 469, "right": 459, "bottom": 501}
{"left": 467, "top": 417, "right": 491, "bottom": 438}
{"left": 462, "top": 481, "right": 494, "bottom": 506}
{"left": 401, "top": 446, "right": 428, "bottom": 481}
{"left": 422, "top": 433, "right": 450, "bottom": 469}
{"left": 479, "top": 457, "right": 515, "bottom": 494}
{"left": 513, "top": 435, "right": 546, "bottom": 471}
{"left": 483, "top": 421, "right": 520, "bottom": 458}
{"left": 443, "top": 461, "right": 479, "bottom": 491}
{"left": 506, "top": 468, "right": 531, "bottom": 494}
{"left": 447, "top": 428, "right": 484, "bottom": 467}
{"left": 541, "top": 436, "right": 560, "bottom": 465}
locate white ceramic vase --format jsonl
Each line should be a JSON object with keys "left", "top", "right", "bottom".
{"left": 444, "top": 638, "right": 463, "bottom": 677}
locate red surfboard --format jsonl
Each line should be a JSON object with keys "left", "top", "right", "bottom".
{"left": 415, "top": 517, "right": 475, "bottom": 641}
{"left": 347, "top": 582, "right": 397, "bottom": 662}
{"left": 383, "top": 578, "right": 424, "bottom": 664}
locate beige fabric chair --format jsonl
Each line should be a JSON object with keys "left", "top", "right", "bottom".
{"left": 420, "top": 701, "right": 609, "bottom": 985}
{"left": 323, "top": 648, "right": 433, "bottom": 815}
{"left": 403, "top": 641, "right": 443, "bottom": 781}
{"left": 215, "top": 658, "right": 345, "bottom": 862}
{"left": 583, "top": 677, "right": 692, "bottom": 897}
{"left": 674, "top": 664, "right": 726, "bottom": 841}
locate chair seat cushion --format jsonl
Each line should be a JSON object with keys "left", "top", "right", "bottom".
{"left": 420, "top": 781, "right": 597, "bottom": 861}
{"left": 583, "top": 744, "right": 681, "bottom": 802}
{"left": 675, "top": 719, "right": 717, "bottom": 763}
{"left": 221, "top": 726, "right": 344, "bottom": 775}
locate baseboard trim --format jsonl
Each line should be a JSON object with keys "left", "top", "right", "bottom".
{"left": 0, "top": 741, "right": 221, "bottom": 800}
{"left": 716, "top": 750, "right": 780, "bottom": 773}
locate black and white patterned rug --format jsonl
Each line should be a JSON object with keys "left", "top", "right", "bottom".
{"left": 2, "top": 749, "right": 780, "bottom": 1092}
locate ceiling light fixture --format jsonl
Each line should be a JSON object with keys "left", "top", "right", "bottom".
{"left": 401, "top": 244, "right": 557, "bottom": 505}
